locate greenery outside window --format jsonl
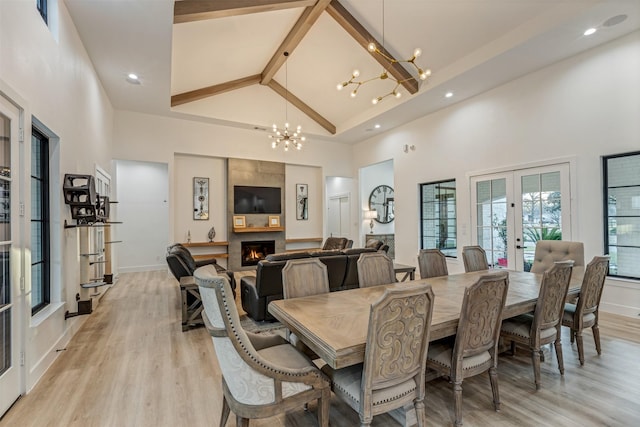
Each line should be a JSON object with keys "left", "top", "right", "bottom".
{"left": 603, "top": 151, "right": 640, "bottom": 280}
{"left": 420, "top": 179, "right": 457, "bottom": 257}
{"left": 31, "top": 127, "right": 50, "bottom": 315}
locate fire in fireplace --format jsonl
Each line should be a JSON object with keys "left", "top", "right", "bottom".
{"left": 241, "top": 240, "right": 276, "bottom": 266}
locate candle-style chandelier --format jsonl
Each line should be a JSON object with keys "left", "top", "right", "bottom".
{"left": 269, "top": 52, "right": 305, "bottom": 151}
{"left": 337, "top": 0, "right": 431, "bottom": 104}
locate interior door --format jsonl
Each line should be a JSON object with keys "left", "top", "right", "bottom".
{"left": 471, "top": 163, "right": 571, "bottom": 271}
{"left": 0, "top": 95, "right": 21, "bottom": 416}
{"left": 328, "top": 195, "right": 350, "bottom": 238}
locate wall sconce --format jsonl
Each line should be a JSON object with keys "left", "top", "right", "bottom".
{"left": 403, "top": 144, "right": 416, "bottom": 153}
{"left": 364, "top": 210, "right": 377, "bottom": 233}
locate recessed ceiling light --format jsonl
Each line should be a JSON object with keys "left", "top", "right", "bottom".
{"left": 445, "top": 92, "right": 453, "bottom": 98}
{"left": 374, "top": 124, "right": 381, "bottom": 129}
{"left": 583, "top": 28, "right": 597, "bottom": 36}
{"left": 126, "top": 73, "right": 141, "bottom": 85}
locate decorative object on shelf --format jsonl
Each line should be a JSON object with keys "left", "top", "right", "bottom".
{"left": 193, "top": 177, "right": 209, "bottom": 220}
{"left": 268, "top": 52, "right": 305, "bottom": 151}
{"left": 364, "top": 210, "right": 377, "bottom": 233}
{"left": 233, "top": 215, "right": 246, "bottom": 228}
{"left": 296, "top": 183, "right": 308, "bottom": 220}
{"left": 337, "top": 0, "right": 430, "bottom": 105}
{"left": 207, "top": 226, "right": 216, "bottom": 242}
{"left": 187, "top": 230, "right": 191, "bottom": 243}
{"left": 369, "top": 184, "right": 395, "bottom": 224}
{"left": 268, "top": 215, "right": 281, "bottom": 227}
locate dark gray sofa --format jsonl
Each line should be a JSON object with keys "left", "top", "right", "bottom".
{"left": 240, "top": 247, "right": 377, "bottom": 321}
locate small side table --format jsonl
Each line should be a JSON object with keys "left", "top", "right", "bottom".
{"left": 179, "top": 276, "right": 204, "bottom": 331}
{"left": 393, "top": 263, "right": 416, "bottom": 282}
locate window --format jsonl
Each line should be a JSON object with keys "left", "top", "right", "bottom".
{"left": 37, "top": 0, "right": 48, "bottom": 24}
{"left": 31, "top": 127, "right": 50, "bottom": 314}
{"left": 603, "top": 151, "right": 640, "bottom": 280}
{"left": 420, "top": 179, "right": 457, "bottom": 257}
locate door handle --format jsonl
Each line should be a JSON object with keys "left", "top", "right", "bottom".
{"left": 516, "top": 245, "right": 523, "bottom": 249}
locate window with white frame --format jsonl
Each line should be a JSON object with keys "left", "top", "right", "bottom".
{"left": 603, "top": 151, "right": 640, "bottom": 280}
{"left": 420, "top": 179, "right": 457, "bottom": 257}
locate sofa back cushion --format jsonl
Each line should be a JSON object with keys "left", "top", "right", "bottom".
{"left": 322, "top": 237, "right": 349, "bottom": 250}
{"left": 255, "top": 260, "right": 288, "bottom": 297}
{"left": 317, "top": 255, "right": 348, "bottom": 291}
{"left": 265, "top": 252, "right": 311, "bottom": 262}
{"left": 166, "top": 244, "right": 196, "bottom": 280}
{"left": 343, "top": 248, "right": 378, "bottom": 288}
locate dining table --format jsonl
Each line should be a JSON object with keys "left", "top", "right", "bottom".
{"left": 268, "top": 268, "right": 584, "bottom": 370}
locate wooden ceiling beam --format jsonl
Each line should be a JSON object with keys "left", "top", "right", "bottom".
{"left": 171, "top": 75, "right": 262, "bottom": 107}
{"left": 326, "top": 0, "right": 418, "bottom": 94}
{"left": 261, "top": 0, "right": 332, "bottom": 85}
{"left": 267, "top": 80, "right": 336, "bottom": 134}
{"left": 174, "top": 0, "right": 316, "bottom": 24}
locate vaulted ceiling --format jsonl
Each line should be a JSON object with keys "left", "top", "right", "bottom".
{"left": 66, "top": 0, "right": 640, "bottom": 144}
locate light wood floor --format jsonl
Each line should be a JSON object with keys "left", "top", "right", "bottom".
{"left": 2, "top": 270, "right": 639, "bottom": 427}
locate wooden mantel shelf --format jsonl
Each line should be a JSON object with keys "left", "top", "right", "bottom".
{"left": 233, "top": 226, "right": 285, "bottom": 233}
{"left": 182, "top": 241, "right": 228, "bottom": 247}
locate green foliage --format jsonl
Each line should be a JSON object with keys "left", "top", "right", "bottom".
{"left": 524, "top": 227, "right": 562, "bottom": 242}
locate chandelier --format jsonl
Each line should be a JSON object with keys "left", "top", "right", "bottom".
{"left": 269, "top": 52, "right": 305, "bottom": 151}
{"left": 337, "top": 1, "right": 431, "bottom": 104}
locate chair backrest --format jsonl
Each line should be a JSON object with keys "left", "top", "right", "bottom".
{"left": 322, "top": 237, "right": 349, "bottom": 250}
{"left": 365, "top": 239, "right": 384, "bottom": 250}
{"left": 166, "top": 244, "right": 196, "bottom": 280}
{"left": 575, "top": 256, "right": 609, "bottom": 316}
{"left": 462, "top": 245, "right": 489, "bottom": 272}
{"left": 533, "top": 261, "right": 574, "bottom": 331}
{"left": 282, "top": 258, "right": 330, "bottom": 299}
{"left": 453, "top": 271, "right": 509, "bottom": 363}
{"left": 417, "top": 249, "right": 449, "bottom": 279}
{"left": 530, "top": 240, "right": 584, "bottom": 273}
{"left": 362, "top": 282, "right": 435, "bottom": 397}
{"left": 357, "top": 252, "right": 396, "bottom": 287}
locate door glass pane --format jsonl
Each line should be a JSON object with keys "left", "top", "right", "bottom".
{"left": 476, "top": 178, "right": 508, "bottom": 268}
{"left": 1, "top": 244, "right": 10, "bottom": 376}
{"left": 521, "top": 171, "right": 562, "bottom": 271}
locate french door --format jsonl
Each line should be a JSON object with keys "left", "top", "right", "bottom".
{"left": 471, "top": 163, "right": 571, "bottom": 271}
{"left": 0, "top": 95, "right": 21, "bottom": 416}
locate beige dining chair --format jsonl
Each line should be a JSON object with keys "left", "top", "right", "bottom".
{"left": 426, "top": 271, "right": 509, "bottom": 427}
{"left": 562, "top": 255, "right": 609, "bottom": 365}
{"left": 530, "top": 240, "right": 584, "bottom": 273}
{"left": 282, "top": 258, "right": 330, "bottom": 357}
{"left": 357, "top": 252, "right": 396, "bottom": 287}
{"left": 462, "top": 245, "right": 489, "bottom": 272}
{"left": 500, "top": 261, "right": 574, "bottom": 390}
{"left": 322, "top": 282, "right": 435, "bottom": 427}
{"left": 194, "top": 265, "right": 330, "bottom": 427}
{"left": 417, "top": 249, "right": 449, "bottom": 279}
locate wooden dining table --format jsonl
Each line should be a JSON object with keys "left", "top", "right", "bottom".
{"left": 268, "top": 268, "right": 584, "bottom": 370}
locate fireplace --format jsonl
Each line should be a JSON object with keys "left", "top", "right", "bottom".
{"left": 241, "top": 240, "right": 276, "bottom": 266}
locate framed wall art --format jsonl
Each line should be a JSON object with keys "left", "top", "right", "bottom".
{"left": 193, "top": 177, "right": 209, "bottom": 220}
{"left": 296, "top": 183, "right": 308, "bottom": 220}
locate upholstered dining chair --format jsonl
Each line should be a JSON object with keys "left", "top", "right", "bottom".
{"left": 194, "top": 265, "right": 330, "bottom": 427}
{"left": 322, "top": 282, "right": 435, "bottom": 427}
{"left": 426, "top": 271, "right": 509, "bottom": 427}
{"left": 282, "top": 258, "right": 330, "bottom": 357}
{"left": 417, "top": 249, "right": 449, "bottom": 279}
{"left": 561, "top": 255, "right": 610, "bottom": 365}
{"left": 530, "top": 240, "right": 585, "bottom": 273}
{"left": 462, "top": 245, "right": 489, "bottom": 272}
{"left": 357, "top": 252, "right": 396, "bottom": 287}
{"left": 500, "top": 261, "right": 574, "bottom": 390}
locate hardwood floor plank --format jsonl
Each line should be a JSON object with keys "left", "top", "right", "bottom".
{"left": 1, "top": 271, "right": 639, "bottom": 426}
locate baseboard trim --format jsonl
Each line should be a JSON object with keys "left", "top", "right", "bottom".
{"left": 118, "top": 264, "right": 166, "bottom": 273}
{"left": 600, "top": 302, "right": 640, "bottom": 318}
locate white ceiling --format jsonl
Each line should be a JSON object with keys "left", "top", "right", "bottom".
{"left": 65, "top": 0, "right": 640, "bottom": 144}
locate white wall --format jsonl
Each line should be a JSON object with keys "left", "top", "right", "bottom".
{"left": 285, "top": 164, "right": 323, "bottom": 247}
{"left": 1, "top": 1, "right": 114, "bottom": 391}
{"left": 352, "top": 31, "right": 640, "bottom": 316}
{"left": 115, "top": 160, "right": 169, "bottom": 272}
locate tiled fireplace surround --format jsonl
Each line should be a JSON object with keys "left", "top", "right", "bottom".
{"left": 227, "top": 159, "right": 286, "bottom": 271}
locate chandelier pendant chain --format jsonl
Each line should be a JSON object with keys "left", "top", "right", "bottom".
{"left": 336, "top": 0, "right": 431, "bottom": 105}
{"left": 269, "top": 51, "right": 305, "bottom": 151}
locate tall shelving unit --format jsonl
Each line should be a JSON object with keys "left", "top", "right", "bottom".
{"left": 62, "top": 174, "right": 121, "bottom": 318}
